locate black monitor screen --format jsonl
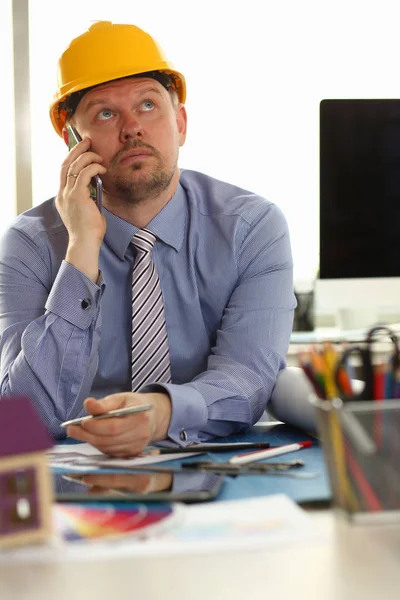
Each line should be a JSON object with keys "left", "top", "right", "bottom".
{"left": 319, "top": 99, "right": 400, "bottom": 279}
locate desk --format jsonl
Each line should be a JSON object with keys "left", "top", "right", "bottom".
{"left": 1, "top": 426, "right": 399, "bottom": 600}
{"left": 1, "top": 508, "right": 399, "bottom": 600}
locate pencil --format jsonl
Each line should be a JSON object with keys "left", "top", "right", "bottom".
{"left": 147, "top": 442, "right": 271, "bottom": 455}
{"left": 373, "top": 364, "right": 385, "bottom": 401}
{"left": 336, "top": 365, "right": 353, "bottom": 397}
{"left": 298, "top": 352, "right": 326, "bottom": 398}
{"left": 328, "top": 409, "right": 356, "bottom": 511}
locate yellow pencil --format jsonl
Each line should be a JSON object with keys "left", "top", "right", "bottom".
{"left": 310, "top": 346, "right": 338, "bottom": 399}
{"left": 328, "top": 406, "right": 360, "bottom": 513}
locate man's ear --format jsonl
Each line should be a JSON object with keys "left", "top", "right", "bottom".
{"left": 62, "top": 127, "right": 69, "bottom": 146}
{"left": 177, "top": 104, "right": 187, "bottom": 147}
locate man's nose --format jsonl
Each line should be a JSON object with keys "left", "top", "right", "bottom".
{"left": 119, "top": 113, "right": 143, "bottom": 142}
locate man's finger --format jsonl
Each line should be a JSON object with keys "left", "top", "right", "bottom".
{"left": 84, "top": 392, "right": 148, "bottom": 415}
{"left": 84, "top": 396, "right": 112, "bottom": 415}
{"left": 59, "top": 138, "right": 91, "bottom": 187}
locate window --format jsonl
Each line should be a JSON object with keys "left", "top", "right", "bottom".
{"left": 0, "top": 0, "right": 16, "bottom": 236}
{"left": 27, "top": 0, "right": 400, "bottom": 285}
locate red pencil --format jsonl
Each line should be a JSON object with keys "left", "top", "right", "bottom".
{"left": 373, "top": 364, "right": 385, "bottom": 401}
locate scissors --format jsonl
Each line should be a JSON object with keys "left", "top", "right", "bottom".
{"left": 334, "top": 325, "right": 400, "bottom": 401}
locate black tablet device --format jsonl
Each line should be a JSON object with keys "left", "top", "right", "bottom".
{"left": 54, "top": 469, "right": 225, "bottom": 503}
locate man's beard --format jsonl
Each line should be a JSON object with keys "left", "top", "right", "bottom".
{"left": 108, "top": 141, "right": 175, "bottom": 206}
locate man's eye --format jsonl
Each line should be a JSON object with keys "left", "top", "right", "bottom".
{"left": 141, "top": 100, "right": 155, "bottom": 111}
{"left": 98, "top": 109, "right": 113, "bottom": 120}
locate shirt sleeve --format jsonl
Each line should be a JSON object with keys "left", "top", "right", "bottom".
{"left": 0, "top": 226, "right": 104, "bottom": 437}
{"left": 142, "top": 203, "right": 296, "bottom": 446}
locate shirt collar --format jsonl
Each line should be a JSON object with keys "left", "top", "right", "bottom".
{"left": 103, "top": 180, "right": 187, "bottom": 260}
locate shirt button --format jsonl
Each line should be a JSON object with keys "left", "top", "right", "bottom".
{"left": 80, "top": 298, "right": 91, "bottom": 310}
{"left": 179, "top": 429, "right": 187, "bottom": 442}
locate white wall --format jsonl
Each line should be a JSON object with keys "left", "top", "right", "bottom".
{"left": 1, "top": 0, "right": 16, "bottom": 235}
{"left": 28, "top": 0, "right": 400, "bottom": 284}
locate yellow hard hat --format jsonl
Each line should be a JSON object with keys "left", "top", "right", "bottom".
{"left": 49, "top": 21, "right": 186, "bottom": 136}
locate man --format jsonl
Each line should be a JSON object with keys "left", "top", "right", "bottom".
{"left": 0, "top": 21, "right": 296, "bottom": 456}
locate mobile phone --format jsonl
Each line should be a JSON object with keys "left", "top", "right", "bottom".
{"left": 67, "top": 125, "right": 103, "bottom": 211}
{"left": 54, "top": 469, "right": 225, "bottom": 504}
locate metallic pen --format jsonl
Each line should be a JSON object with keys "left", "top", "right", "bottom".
{"left": 61, "top": 404, "right": 152, "bottom": 428}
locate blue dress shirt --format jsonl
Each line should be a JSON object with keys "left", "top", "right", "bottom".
{"left": 0, "top": 169, "right": 296, "bottom": 443}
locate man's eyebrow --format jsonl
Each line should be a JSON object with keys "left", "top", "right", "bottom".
{"left": 84, "top": 86, "right": 164, "bottom": 110}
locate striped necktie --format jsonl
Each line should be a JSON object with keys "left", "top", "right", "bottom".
{"left": 131, "top": 229, "right": 172, "bottom": 391}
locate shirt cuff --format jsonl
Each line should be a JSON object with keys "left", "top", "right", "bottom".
{"left": 45, "top": 261, "right": 105, "bottom": 329}
{"left": 139, "top": 382, "right": 208, "bottom": 446}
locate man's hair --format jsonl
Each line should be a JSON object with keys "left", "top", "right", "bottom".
{"left": 59, "top": 71, "right": 180, "bottom": 121}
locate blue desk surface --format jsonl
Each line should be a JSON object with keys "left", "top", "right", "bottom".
{"left": 55, "top": 423, "right": 332, "bottom": 506}
{"left": 165, "top": 424, "right": 330, "bottom": 505}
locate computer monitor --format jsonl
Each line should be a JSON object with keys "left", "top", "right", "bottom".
{"left": 316, "top": 99, "right": 400, "bottom": 320}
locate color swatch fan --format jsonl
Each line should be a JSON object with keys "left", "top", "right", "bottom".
{"left": 54, "top": 503, "right": 180, "bottom": 542}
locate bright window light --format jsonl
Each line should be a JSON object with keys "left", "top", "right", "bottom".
{"left": 1, "top": 0, "right": 15, "bottom": 235}
{"left": 28, "top": 0, "right": 400, "bottom": 283}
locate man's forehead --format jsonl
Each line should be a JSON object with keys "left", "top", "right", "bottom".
{"left": 83, "top": 77, "right": 166, "bottom": 101}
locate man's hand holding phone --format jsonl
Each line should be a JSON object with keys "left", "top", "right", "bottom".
{"left": 67, "top": 126, "right": 103, "bottom": 211}
{"left": 56, "top": 129, "right": 107, "bottom": 282}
